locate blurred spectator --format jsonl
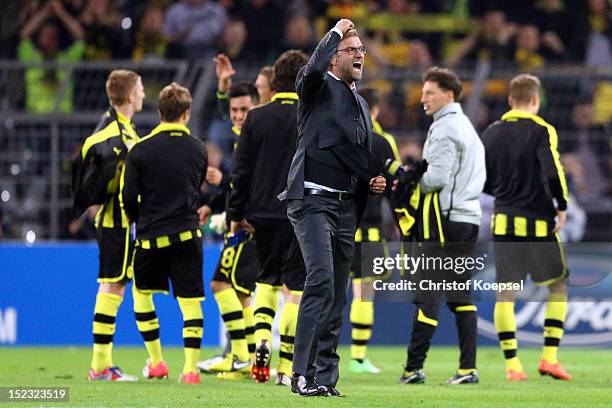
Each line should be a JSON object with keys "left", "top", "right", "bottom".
{"left": 560, "top": 97, "right": 612, "bottom": 202}
{"left": 512, "top": 25, "right": 545, "bottom": 71}
{"left": 0, "top": 0, "right": 40, "bottom": 59}
{"left": 80, "top": 0, "right": 132, "bottom": 59}
{"left": 18, "top": 0, "right": 84, "bottom": 113}
{"left": 444, "top": 9, "right": 515, "bottom": 68}
{"left": 366, "top": 35, "right": 434, "bottom": 73}
{"left": 358, "top": 0, "right": 440, "bottom": 71}
{"left": 218, "top": 17, "right": 253, "bottom": 62}
{"left": 569, "top": 0, "right": 612, "bottom": 67}
{"left": 133, "top": 2, "right": 167, "bottom": 61}
{"left": 241, "top": 0, "right": 286, "bottom": 63}
{"left": 512, "top": 24, "right": 566, "bottom": 71}
{"left": 406, "top": 39, "right": 432, "bottom": 71}
{"left": 255, "top": 65, "right": 274, "bottom": 103}
{"left": 531, "top": 0, "right": 568, "bottom": 52}
{"left": 164, "top": 0, "right": 227, "bottom": 59}
{"left": 283, "top": 15, "right": 315, "bottom": 54}
{"left": 368, "top": 35, "right": 409, "bottom": 71}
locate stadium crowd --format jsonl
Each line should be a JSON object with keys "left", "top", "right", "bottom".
{"left": 3, "top": 0, "right": 610, "bottom": 66}
{"left": 1, "top": 0, "right": 612, "bottom": 241}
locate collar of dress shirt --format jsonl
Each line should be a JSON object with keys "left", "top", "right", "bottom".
{"left": 327, "top": 71, "right": 356, "bottom": 90}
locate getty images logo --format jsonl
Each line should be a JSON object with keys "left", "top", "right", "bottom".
{"left": 0, "top": 307, "right": 17, "bottom": 344}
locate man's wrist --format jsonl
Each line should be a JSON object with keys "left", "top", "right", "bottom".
{"left": 331, "top": 27, "right": 343, "bottom": 39}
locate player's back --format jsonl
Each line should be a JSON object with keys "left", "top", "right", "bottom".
{"left": 482, "top": 112, "right": 560, "bottom": 220}
{"left": 73, "top": 108, "right": 138, "bottom": 225}
{"left": 127, "top": 123, "right": 207, "bottom": 238}
{"left": 233, "top": 93, "right": 299, "bottom": 219}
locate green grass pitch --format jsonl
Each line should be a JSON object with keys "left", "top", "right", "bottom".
{"left": 0, "top": 346, "right": 610, "bottom": 407}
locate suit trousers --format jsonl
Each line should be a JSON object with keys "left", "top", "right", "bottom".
{"left": 287, "top": 194, "right": 358, "bottom": 387}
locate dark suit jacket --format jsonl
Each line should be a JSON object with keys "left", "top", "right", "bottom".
{"left": 278, "top": 29, "right": 381, "bottom": 218}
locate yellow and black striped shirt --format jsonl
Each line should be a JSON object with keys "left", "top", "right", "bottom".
{"left": 483, "top": 110, "right": 568, "bottom": 237}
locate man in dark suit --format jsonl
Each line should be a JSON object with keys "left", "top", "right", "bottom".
{"left": 278, "top": 18, "right": 386, "bottom": 397}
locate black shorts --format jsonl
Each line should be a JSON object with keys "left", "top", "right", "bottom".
{"left": 96, "top": 227, "right": 133, "bottom": 284}
{"left": 250, "top": 219, "right": 306, "bottom": 292}
{"left": 133, "top": 237, "right": 204, "bottom": 299}
{"left": 412, "top": 221, "right": 479, "bottom": 304}
{"left": 494, "top": 233, "right": 568, "bottom": 286}
{"left": 212, "top": 239, "right": 259, "bottom": 294}
{"left": 351, "top": 226, "right": 391, "bottom": 282}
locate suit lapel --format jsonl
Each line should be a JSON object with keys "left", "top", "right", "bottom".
{"left": 356, "top": 95, "right": 373, "bottom": 150}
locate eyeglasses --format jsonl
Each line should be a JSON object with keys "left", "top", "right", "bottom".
{"left": 337, "top": 46, "right": 367, "bottom": 55}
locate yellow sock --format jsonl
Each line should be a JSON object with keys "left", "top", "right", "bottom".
{"left": 178, "top": 297, "right": 203, "bottom": 374}
{"left": 350, "top": 299, "right": 374, "bottom": 360}
{"left": 243, "top": 305, "right": 255, "bottom": 355}
{"left": 494, "top": 302, "right": 523, "bottom": 373}
{"left": 91, "top": 293, "right": 122, "bottom": 372}
{"left": 541, "top": 295, "right": 567, "bottom": 364}
{"left": 183, "top": 348, "right": 200, "bottom": 375}
{"left": 91, "top": 343, "right": 113, "bottom": 373}
{"left": 214, "top": 288, "right": 249, "bottom": 361}
{"left": 133, "top": 284, "right": 163, "bottom": 365}
{"left": 253, "top": 283, "right": 279, "bottom": 347}
{"left": 278, "top": 300, "right": 299, "bottom": 374}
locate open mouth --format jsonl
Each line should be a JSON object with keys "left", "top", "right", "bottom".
{"left": 352, "top": 61, "right": 363, "bottom": 71}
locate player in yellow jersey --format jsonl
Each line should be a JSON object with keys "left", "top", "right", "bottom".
{"left": 72, "top": 70, "right": 144, "bottom": 381}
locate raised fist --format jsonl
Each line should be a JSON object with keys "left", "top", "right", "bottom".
{"left": 334, "top": 19, "right": 354, "bottom": 35}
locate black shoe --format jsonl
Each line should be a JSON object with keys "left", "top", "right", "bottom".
{"left": 254, "top": 340, "right": 271, "bottom": 368}
{"left": 291, "top": 374, "right": 325, "bottom": 396}
{"left": 398, "top": 369, "right": 425, "bottom": 384}
{"left": 446, "top": 370, "right": 479, "bottom": 384}
{"left": 324, "top": 385, "right": 344, "bottom": 397}
{"left": 252, "top": 340, "right": 271, "bottom": 383}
